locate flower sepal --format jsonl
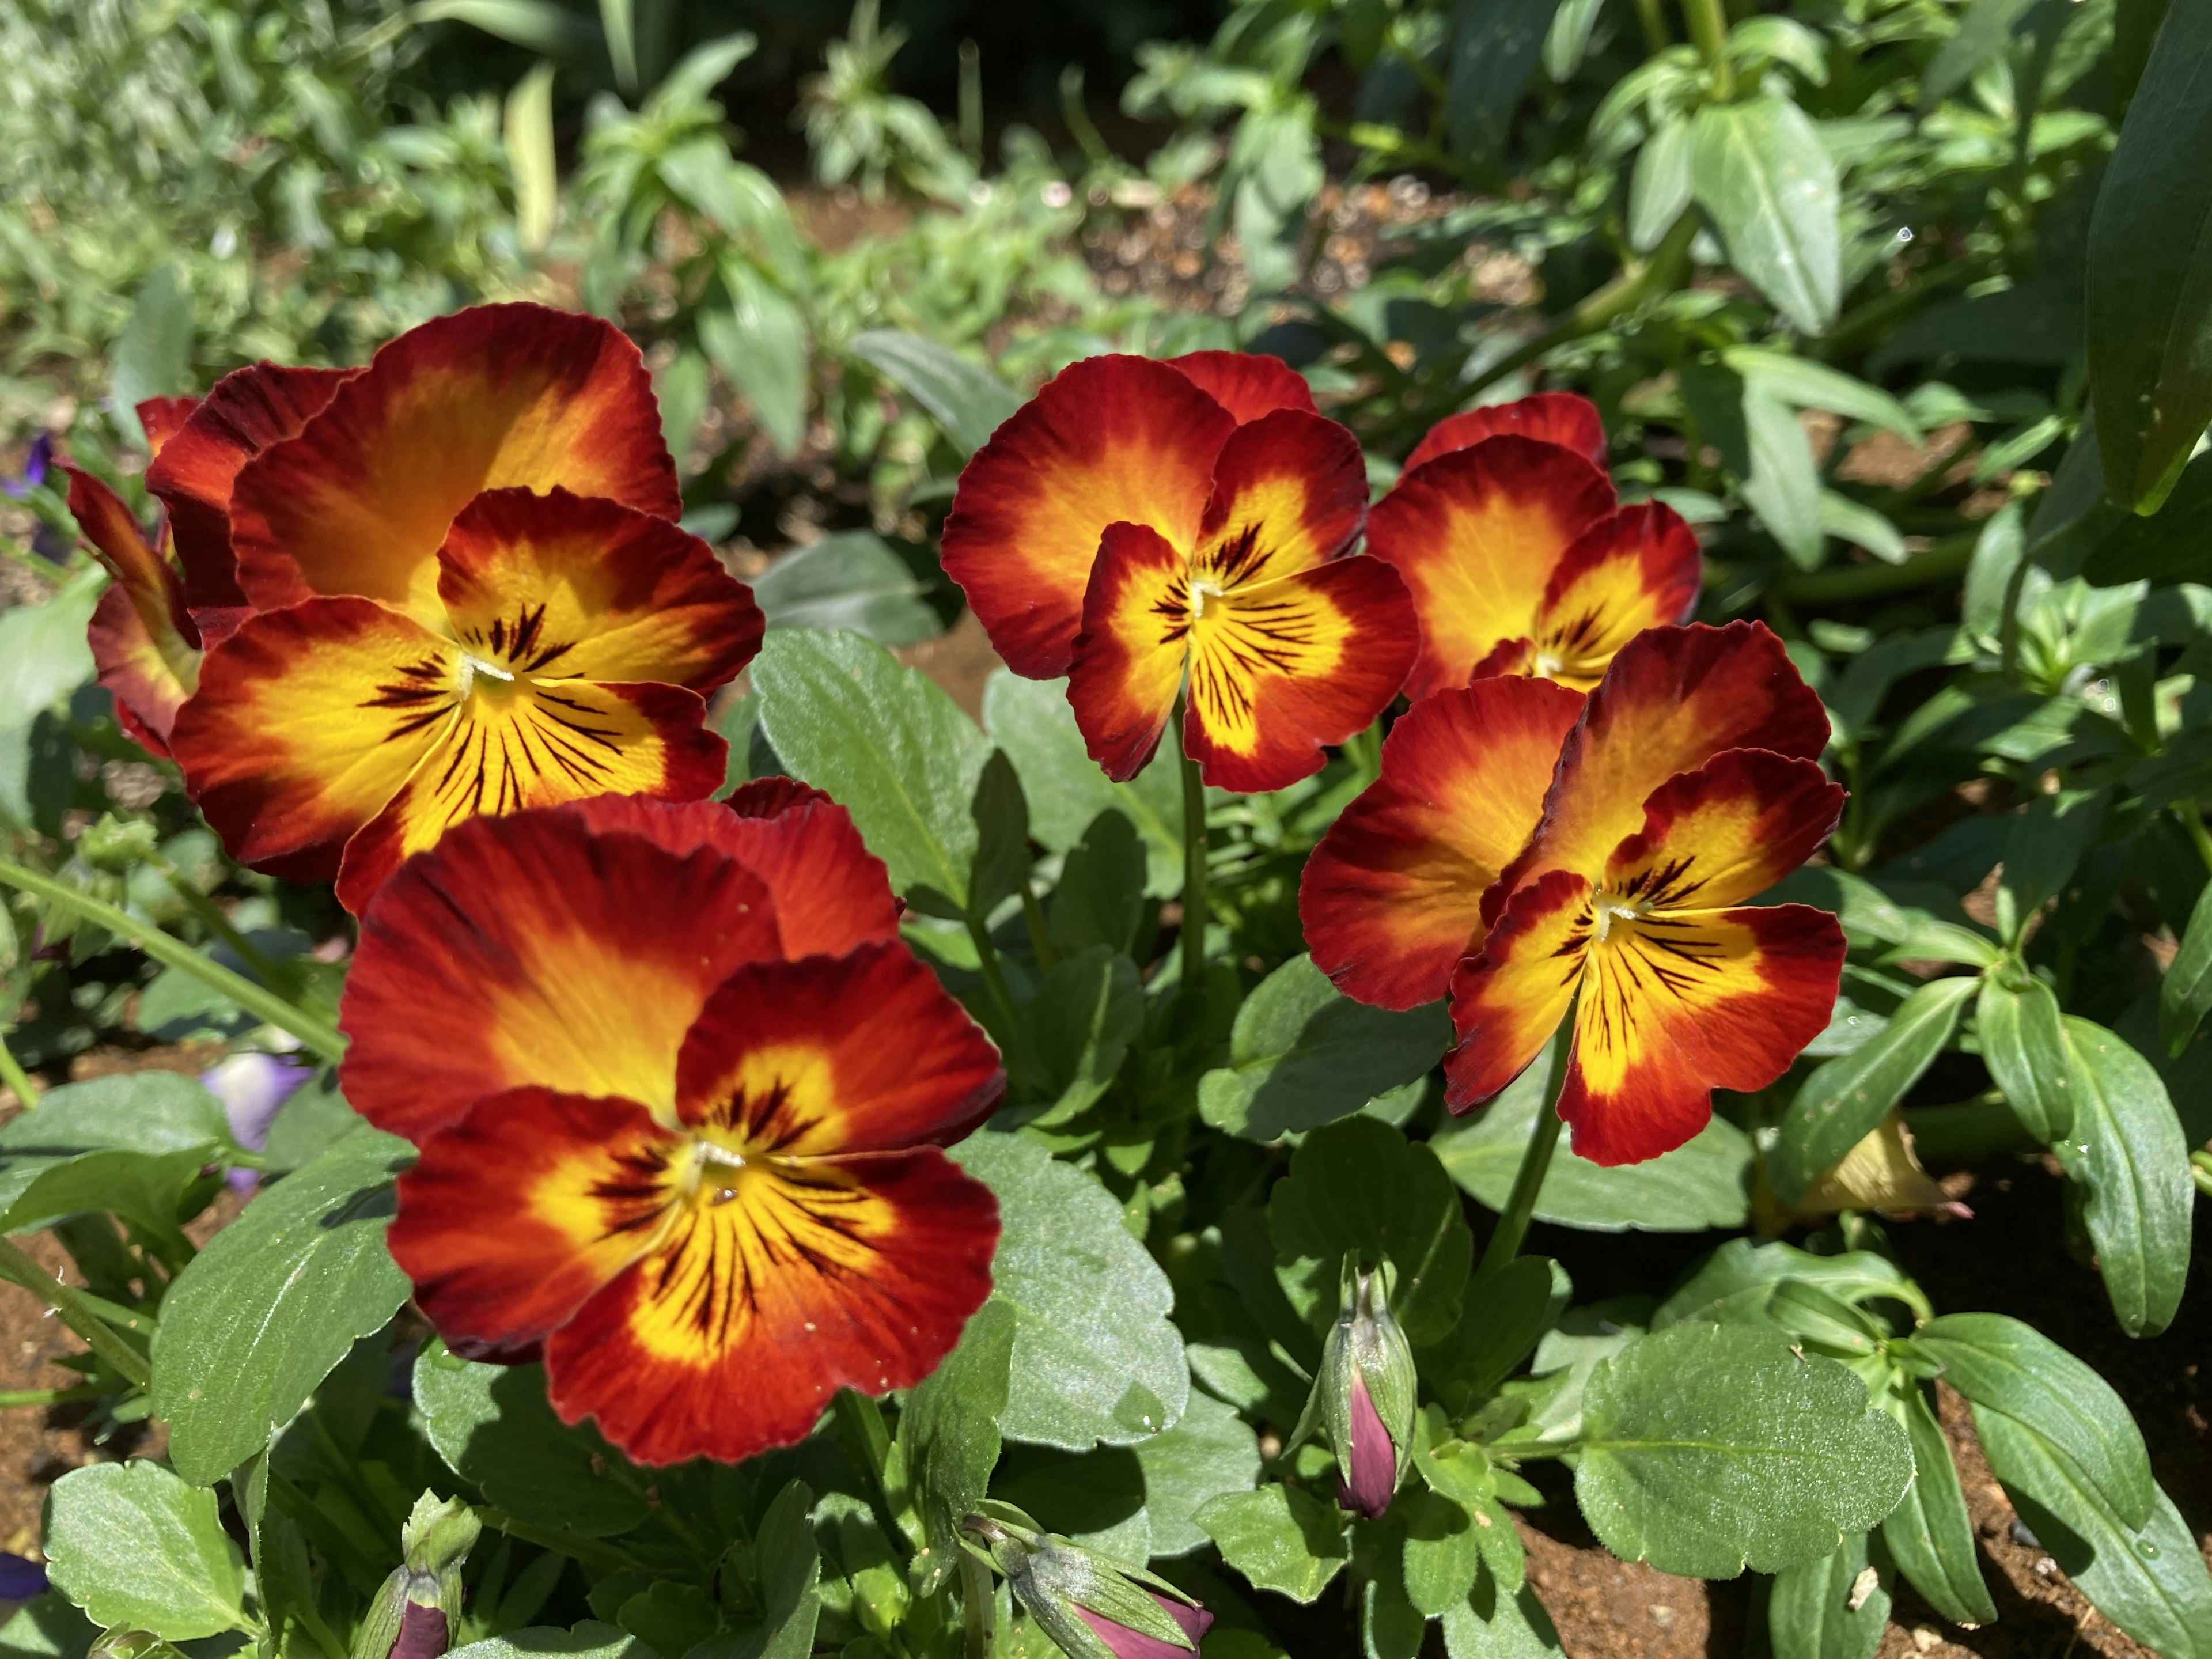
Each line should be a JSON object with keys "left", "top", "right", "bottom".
{"left": 1289, "top": 1254, "right": 1418, "bottom": 1520}
{"left": 957, "top": 1503, "right": 1209, "bottom": 1659}
{"left": 348, "top": 1493, "right": 481, "bottom": 1659}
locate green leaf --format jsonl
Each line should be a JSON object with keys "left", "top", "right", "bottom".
{"left": 1768, "top": 976, "right": 1976, "bottom": 1203}
{"left": 1542, "top": 0, "right": 1607, "bottom": 79}
{"left": 949, "top": 1132, "right": 1189, "bottom": 1449}
{"left": 1976, "top": 974, "right": 2074, "bottom": 1141}
{"left": 0, "top": 1146, "right": 209, "bottom": 1238}
{"left": 1439, "top": 1566, "right": 1562, "bottom": 1658}
{"left": 1047, "top": 812, "right": 1146, "bottom": 958}
{"left": 749, "top": 532, "right": 939, "bottom": 646}
{"left": 1132, "top": 1391, "right": 1263, "bottom": 1556}
{"left": 1975, "top": 1411, "right": 2212, "bottom": 1659}
{"left": 0, "top": 1593, "right": 97, "bottom": 1659}
{"left": 1195, "top": 1484, "right": 1350, "bottom": 1605}
{"left": 897, "top": 1299, "right": 1016, "bottom": 1594}
{"left": 1434, "top": 1051, "right": 1752, "bottom": 1233}
{"left": 414, "top": 0, "right": 600, "bottom": 54}
{"left": 448, "top": 1624, "right": 654, "bottom": 1659}
{"left": 0, "top": 1070, "right": 234, "bottom": 1157}
{"left": 1911, "top": 1313, "right": 2153, "bottom": 1528}
{"left": 1627, "top": 116, "right": 1693, "bottom": 253}
{"left": 1425, "top": 1256, "right": 1568, "bottom": 1412}
{"left": 2086, "top": 0, "right": 2212, "bottom": 511}
{"left": 968, "top": 749, "right": 1032, "bottom": 921}
{"left": 1689, "top": 97, "right": 1840, "bottom": 335}
{"left": 1767, "top": 1532, "right": 1885, "bottom": 1659}
{"left": 1815, "top": 493, "right": 1906, "bottom": 564}
{"left": 1921, "top": 0, "right": 2039, "bottom": 105}
{"left": 1724, "top": 348, "right": 1920, "bottom": 441}
{"left": 2159, "top": 874, "right": 2212, "bottom": 1052}
{"left": 1574, "top": 1323, "right": 1913, "bottom": 1578}
{"left": 702, "top": 262, "right": 808, "bottom": 458}
{"left": 414, "top": 1348, "right": 654, "bottom": 1539}
{"left": 109, "top": 265, "right": 194, "bottom": 447}
{"left": 983, "top": 673, "right": 1184, "bottom": 896}
{"left": 1654, "top": 1240, "right": 1927, "bottom": 1333}
{"left": 1017, "top": 947, "right": 1142, "bottom": 1126}
{"left": 1877, "top": 1382, "right": 1999, "bottom": 1627}
{"left": 43, "top": 1461, "right": 247, "bottom": 1639}
{"left": 0, "top": 575, "right": 100, "bottom": 726}
{"left": 1268, "top": 1116, "right": 1472, "bottom": 1344}
{"left": 2052, "top": 1017, "right": 2192, "bottom": 1336}
{"left": 1445, "top": 0, "right": 1562, "bottom": 156}
{"left": 849, "top": 331, "right": 1021, "bottom": 456}
{"left": 703, "top": 1481, "right": 820, "bottom": 1659}
{"left": 1198, "top": 955, "right": 1449, "bottom": 1141}
{"left": 1741, "top": 388, "right": 1824, "bottom": 568}
{"left": 2082, "top": 450, "right": 2212, "bottom": 584}
{"left": 503, "top": 62, "right": 557, "bottom": 251}
{"left": 1401, "top": 1488, "right": 1482, "bottom": 1617}
{"left": 149, "top": 1128, "right": 414, "bottom": 1484}
{"left": 1997, "top": 790, "right": 2105, "bottom": 942}
{"left": 752, "top": 630, "right": 990, "bottom": 909}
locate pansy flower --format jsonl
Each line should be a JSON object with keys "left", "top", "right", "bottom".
{"left": 66, "top": 459, "right": 201, "bottom": 760}
{"left": 340, "top": 786, "right": 1003, "bottom": 1466}
{"left": 1303, "top": 622, "right": 1845, "bottom": 1165}
{"left": 942, "top": 351, "right": 1416, "bottom": 791}
{"left": 1368, "top": 392, "right": 1702, "bottom": 699}
{"left": 116, "top": 304, "right": 764, "bottom": 909}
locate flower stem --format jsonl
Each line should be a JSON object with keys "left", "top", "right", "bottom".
{"left": 1681, "top": 0, "right": 1734, "bottom": 96}
{"left": 1475, "top": 1010, "right": 1576, "bottom": 1278}
{"left": 0, "top": 1028, "right": 39, "bottom": 1108}
{"left": 959, "top": 1550, "right": 998, "bottom": 1659}
{"left": 0, "top": 1234, "right": 152, "bottom": 1388}
{"left": 964, "top": 915, "right": 1020, "bottom": 1034}
{"left": 0, "top": 1384, "right": 107, "bottom": 1408}
{"left": 0, "top": 858, "right": 345, "bottom": 1063}
{"left": 2175, "top": 800, "right": 2212, "bottom": 877}
{"left": 1019, "top": 881, "right": 1059, "bottom": 972}
{"left": 149, "top": 854, "right": 290, "bottom": 988}
{"left": 1179, "top": 713, "right": 1209, "bottom": 995}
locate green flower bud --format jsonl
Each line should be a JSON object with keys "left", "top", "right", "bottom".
{"left": 1290, "top": 1254, "right": 1416, "bottom": 1519}
{"left": 350, "top": 1494, "right": 482, "bottom": 1659}
{"left": 956, "top": 1504, "right": 1210, "bottom": 1659}
{"left": 75, "top": 815, "right": 160, "bottom": 874}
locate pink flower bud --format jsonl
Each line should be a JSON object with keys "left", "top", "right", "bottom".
{"left": 1337, "top": 1369, "right": 1398, "bottom": 1520}
{"left": 1075, "top": 1593, "right": 1213, "bottom": 1659}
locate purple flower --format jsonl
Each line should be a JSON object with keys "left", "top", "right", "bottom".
{"left": 0, "top": 1551, "right": 48, "bottom": 1600}
{"left": 1337, "top": 1369, "right": 1397, "bottom": 1520}
{"left": 2, "top": 433, "right": 52, "bottom": 499}
{"left": 1075, "top": 1593, "right": 1213, "bottom": 1659}
{"left": 200, "top": 1050, "right": 314, "bottom": 1194}
{"left": 389, "top": 1601, "right": 448, "bottom": 1659}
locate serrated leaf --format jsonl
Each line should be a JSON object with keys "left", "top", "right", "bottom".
{"left": 1402, "top": 1488, "right": 1483, "bottom": 1617}
{"left": 1198, "top": 955, "right": 1449, "bottom": 1141}
{"left": 1574, "top": 1323, "right": 1913, "bottom": 1578}
{"left": 751, "top": 630, "right": 990, "bottom": 908}
{"left": 2052, "top": 1017, "right": 2192, "bottom": 1336}
{"left": 950, "top": 1133, "right": 1188, "bottom": 1449}
{"left": 897, "top": 1299, "right": 1015, "bottom": 1594}
{"left": 449, "top": 1625, "right": 653, "bottom": 1659}
{"left": 1439, "top": 1565, "right": 1562, "bottom": 1658}
{"left": 1268, "top": 1116, "right": 1472, "bottom": 1344}
{"left": 43, "top": 1462, "right": 247, "bottom": 1639}
{"left": 1434, "top": 1050, "right": 1751, "bottom": 1233}
{"left": 1690, "top": 97, "right": 1840, "bottom": 335}
{"left": 1132, "top": 1391, "right": 1262, "bottom": 1557}
{"left": 150, "top": 1128, "right": 414, "bottom": 1484}
{"left": 1196, "top": 1484, "right": 1350, "bottom": 1604}
{"left": 1770, "top": 976, "right": 1975, "bottom": 1203}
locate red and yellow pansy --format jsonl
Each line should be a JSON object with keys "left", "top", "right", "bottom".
{"left": 67, "top": 304, "right": 761, "bottom": 910}
{"left": 339, "top": 785, "right": 1003, "bottom": 1467}
{"left": 1302, "top": 621, "right": 1845, "bottom": 1166}
{"left": 942, "top": 351, "right": 1416, "bottom": 793}
{"left": 1367, "top": 392, "right": 1702, "bottom": 699}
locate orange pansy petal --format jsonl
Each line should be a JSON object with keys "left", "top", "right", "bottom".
{"left": 1302, "top": 676, "right": 1586, "bottom": 1010}
{"left": 1526, "top": 503, "right": 1702, "bottom": 688}
{"left": 1444, "top": 869, "right": 1589, "bottom": 1111}
{"left": 135, "top": 396, "right": 201, "bottom": 459}
{"left": 942, "top": 355, "right": 1233, "bottom": 676}
{"left": 1167, "top": 351, "right": 1318, "bottom": 423}
{"left": 339, "top": 805, "right": 783, "bottom": 1141}
{"left": 1366, "top": 436, "right": 1616, "bottom": 699}
{"left": 391, "top": 1088, "right": 682, "bottom": 1350}
{"left": 1183, "top": 558, "right": 1417, "bottom": 794}
{"left": 332, "top": 679, "right": 726, "bottom": 913}
{"left": 1402, "top": 392, "right": 1609, "bottom": 472}
{"left": 144, "top": 362, "right": 355, "bottom": 612}
{"left": 1497, "top": 621, "right": 1831, "bottom": 903}
{"left": 87, "top": 585, "right": 186, "bottom": 758}
{"left": 1605, "top": 749, "right": 1844, "bottom": 911}
{"left": 1560, "top": 904, "right": 1844, "bottom": 1166}
{"left": 435, "top": 487, "right": 762, "bottom": 692}
{"left": 1194, "top": 411, "right": 1368, "bottom": 586}
{"left": 229, "top": 304, "right": 679, "bottom": 620}
{"left": 1069, "top": 522, "right": 1190, "bottom": 782}
{"left": 544, "top": 1145, "right": 997, "bottom": 1467}
{"left": 169, "top": 597, "right": 457, "bottom": 878}
{"left": 675, "top": 944, "right": 1005, "bottom": 1156}
{"left": 565, "top": 791, "right": 902, "bottom": 959}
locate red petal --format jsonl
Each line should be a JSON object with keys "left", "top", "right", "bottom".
{"left": 943, "top": 355, "right": 1231, "bottom": 677}
{"left": 1167, "top": 350, "right": 1318, "bottom": 423}
{"left": 1604, "top": 749, "right": 1843, "bottom": 911}
{"left": 1403, "top": 392, "right": 1608, "bottom": 472}
{"left": 87, "top": 585, "right": 184, "bottom": 757}
{"left": 135, "top": 396, "right": 202, "bottom": 459}
{"left": 1195, "top": 410, "right": 1369, "bottom": 585}
{"left": 1524, "top": 502, "right": 1703, "bottom": 688}
{"left": 1068, "top": 522, "right": 1187, "bottom": 783}
{"left": 1444, "top": 869, "right": 1589, "bottom": 1111}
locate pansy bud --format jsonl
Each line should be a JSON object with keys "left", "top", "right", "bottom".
{"left": 958, "top": 1506, "right": 1210, "bottom": 1659}
{"left": 350, "top": 1494, "right": 480, "bottom": 1659}
{"left": 1292, "top": 1255, "right": 1416, "bottom": 1520}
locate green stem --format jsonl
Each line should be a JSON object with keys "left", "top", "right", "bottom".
{"left": 832, "top": 1387, "right": 911, "bottom": 1560}
{"left": 475, "top": 1507, "right": 650, "bottom": 1575}
{"left": 1476, "top": 1010, "right": 1576, "bottom": 1277}
{"left": 2192, "top": 1149, "right": 2212, "bottom": 1199}
{"left": 964, "top": 915, "right": 1020, "bottom": 1033}
{"left": 2175, "top": 800, "right": 2212, "bottom": 878}
{"left": 1681, "top": 0, "right": 1735, "bottom": 97}
{"left": 1179, "top": 717, "right": 1209, "bottom": 995}
{"left": 1771, "top": 531, "right": 1975, "bottom": 604}
{"left": 0, "top": 1028, "right": 39, "bottom": 1107}
{"left": 1633, "top": 0, "right": 1670, "bottom": 52}
{"left": 0, "top": 1384, "right": 108, "bottom": 1408}
{"left": 0, "top": 858, "right": 345, "bottom": 1062}
{"left": 1345, "top": 721, "right": 1383, "bottom": 789}
{"left": 0, "top": 1234, "right": 152, "bottom": 1388}
{"left": 150, "top": 856, "right": 288, "bottom": 987}
{"left": 959, "top": 1550, "right": 997, "bottom": 1659}
{"left": 1463, "top": 211, "right": 1698, "bottom": 402}
{"left": 1019, "top": 881, "right": 1060, "bottom": 972}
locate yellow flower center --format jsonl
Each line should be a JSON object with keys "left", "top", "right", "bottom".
{"left": 1188, "top": 577, "right": 1228, "bottom": 621}
{"left": 1590, "top": 892, "right": 1647, "bottom": 943}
